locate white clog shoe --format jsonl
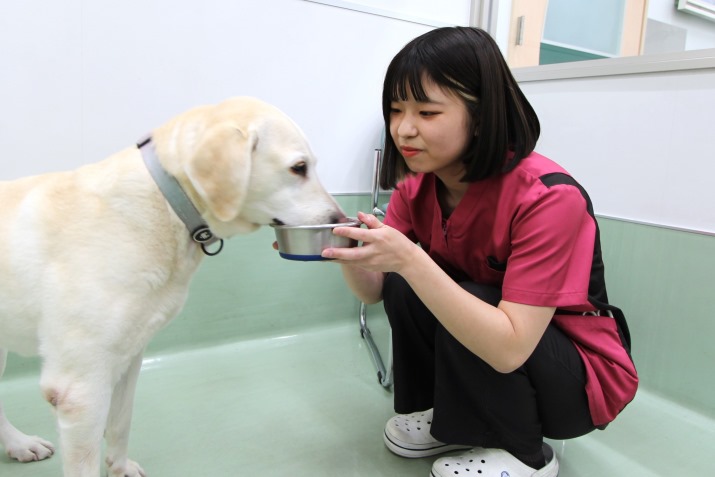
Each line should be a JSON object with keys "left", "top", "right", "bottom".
{"left": 384, "top": 408, "right": 471, "bottom": 458}
{"left": 430, "top": 443, "right": 559, "bottom": 477}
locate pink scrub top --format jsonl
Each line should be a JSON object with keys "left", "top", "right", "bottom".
{"left": 384, "top": 151, "right": 638, "bottom": 426}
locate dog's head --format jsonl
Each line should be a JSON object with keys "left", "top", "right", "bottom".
{"left": 156, "top": 97, "right": 345, "bottom": 238}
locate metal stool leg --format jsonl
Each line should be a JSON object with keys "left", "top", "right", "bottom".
{"left": 358, "top": 146, "right": 392, "bottom": 388}
{"left": 359, "top": 302, "right": 393, "bottom": 388}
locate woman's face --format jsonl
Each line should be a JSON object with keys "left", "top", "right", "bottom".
{"left": 389, "top": 78, "right": 471, "bottom": 181}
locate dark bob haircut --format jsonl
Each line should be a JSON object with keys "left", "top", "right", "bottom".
{"left": 380, "top": 27, "right": 540, "bottom": 189}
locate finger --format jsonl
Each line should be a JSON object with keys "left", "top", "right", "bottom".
{"left": 322, "top": 244, "right": 367, "bottom": 261}
{"left": 333, "top": 214, "right": 383, "bottom": 240}
{"left": 332, "top": 224, "right": 378, "bottom": 243}
{"left": 272, "top": 241, "right": 279, "bottom": 250}
{"left": 357, "top": 211, "right": 384, "bottom": 229}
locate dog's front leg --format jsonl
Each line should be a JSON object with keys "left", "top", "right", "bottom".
{"left": 40, "top": 364, "right": 113, "bottom": 477}
{"left": 104, "top": 351, "right": 146, "bottom": 477}
{"left": 0, "top": 349, "right": 56, "bottom": 462}
{"left": 0, "top": 402, "right": 56, "bottom": 462}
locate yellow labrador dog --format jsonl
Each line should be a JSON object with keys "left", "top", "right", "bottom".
{"left": 0, "top": 97, "right": 344, "bottom": 476}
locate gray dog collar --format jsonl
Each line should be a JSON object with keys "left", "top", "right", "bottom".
{"left": 137, "top": 135, "right": 224, "bottom": 256}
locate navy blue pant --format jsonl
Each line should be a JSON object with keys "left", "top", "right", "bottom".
{"left": 383, "top": 272, "right": 596, "bottom": 458}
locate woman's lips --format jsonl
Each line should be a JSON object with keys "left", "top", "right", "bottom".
{"left": 401, "top": 146, "right": 421, "bottom": 158}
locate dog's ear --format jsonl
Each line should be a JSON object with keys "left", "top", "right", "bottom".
{"left": 186, "top": 123, "right": 254, "bottom": 222}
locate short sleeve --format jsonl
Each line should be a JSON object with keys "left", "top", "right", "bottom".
{"left": 502, "top": 183, "right": 597, "bottom": 307}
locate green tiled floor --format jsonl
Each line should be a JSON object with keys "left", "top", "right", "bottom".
{"left": 0, "top": 323, "right": 431, "bottom": 476}
{"left": 2, "top": 322, "right": 714, "bottom": 476}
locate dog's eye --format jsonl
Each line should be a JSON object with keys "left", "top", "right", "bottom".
{"left": 290, "top": 161, "right": 308, "bottom": 177}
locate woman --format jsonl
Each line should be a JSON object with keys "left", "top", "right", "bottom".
{"left": 323, "top": 27, "right": 637, "bottom": 477}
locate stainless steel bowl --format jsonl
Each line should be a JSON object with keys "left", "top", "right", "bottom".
{"left": 271, "top": 218, "right": 361, "bottom": 261}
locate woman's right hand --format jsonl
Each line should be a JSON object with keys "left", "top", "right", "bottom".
{"left": 321, "top": 211, "right": 421, "bottom": 304}
{"left": 322, "top": 211, "right": 418, "bottom": 275}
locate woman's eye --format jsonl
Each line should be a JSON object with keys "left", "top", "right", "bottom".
{"left": 291, "top": 161, "right": 307, "bottom": 176}
{"left": 390, "top": 107, "right": 402, "bottom": 114}
{"left": 420, "top": 111, "right": 439, "bottom": 117}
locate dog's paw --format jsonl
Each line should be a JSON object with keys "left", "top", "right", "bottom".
{"left": 3, "top": 433, "right": 55, "bottom": 462}
{"left": 106, "top": 456, "right": 147, "bottom": 477}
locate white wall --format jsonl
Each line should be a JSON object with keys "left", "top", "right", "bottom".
{"left": 520, "top": 66, "right": 715, "bottom": 234}
{"left": 3, "top": 0, "right": 714, "bottom": 233}
{"left": 0, "top": 0, "right": 431, "bottom": 193}
{"left": 304, "top": 0, "right": 471, "bottom": 26}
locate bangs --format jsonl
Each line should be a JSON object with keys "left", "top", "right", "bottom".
{"left": 386, "top": 53, "right": 430, "bottom": 103}
{"left": 385, "top": 53, "right": 476, "bottom": 105}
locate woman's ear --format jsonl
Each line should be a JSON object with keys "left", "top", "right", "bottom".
{"left": 186, "top": 124, "right": 254, "bottom": 222}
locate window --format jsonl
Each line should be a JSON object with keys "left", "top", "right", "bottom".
{"left": 490, "top": 0, "right": 715, "bottom": 70}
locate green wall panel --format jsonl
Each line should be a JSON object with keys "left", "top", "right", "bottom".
{"left": 598, "top": 218, "right": 715, "bottom": 418}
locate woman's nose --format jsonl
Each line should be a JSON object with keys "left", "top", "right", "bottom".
{"left": 395, "top": 114, "right": 417, "bottom": 138}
